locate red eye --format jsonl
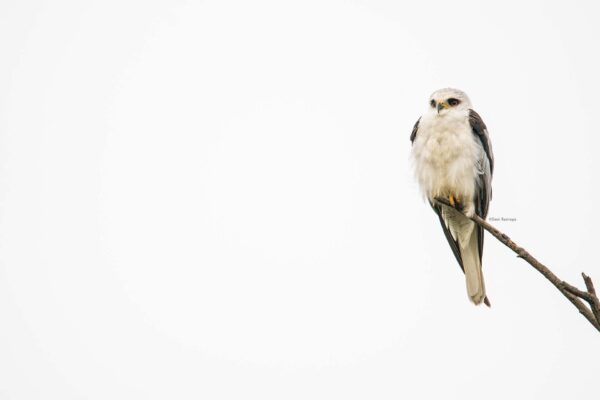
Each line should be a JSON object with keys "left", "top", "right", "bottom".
{"left": 430, "top": 99, "right": 436, "bottom": 108}
{"left": 447, "top": 98, "right": 460, "bottom": 106}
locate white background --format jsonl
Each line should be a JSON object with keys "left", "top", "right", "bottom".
{"left": 1, "top": 1, "right": 599, "bottom": 399}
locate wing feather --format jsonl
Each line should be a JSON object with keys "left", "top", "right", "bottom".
{"left": 469, "top": 109, "right": 494, "bottom": 263}
{"left": 469, "top": 109, "right": 494, "bottom": 176}
{"left": 430, "top": 202, "right": 464, "bottom": 272}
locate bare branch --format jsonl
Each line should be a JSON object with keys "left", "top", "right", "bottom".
{"left": 583, "top": 273, "right": 600, "bottom": 326}
{"left": 434, "top": 196, "right": 600, "bottom": 333}
{"left": 561, "top": 281, "right": 593, "bottom": 302}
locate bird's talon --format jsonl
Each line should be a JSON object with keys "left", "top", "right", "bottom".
{"left": 449, "top": 195, "right": 455, "bottom": 207}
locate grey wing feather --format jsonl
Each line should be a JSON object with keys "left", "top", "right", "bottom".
{"left": 469, "top": 109, "right": 494, "bottom": 177}
{"left": 469, "top": 109, "right": 494, "bottom": 262}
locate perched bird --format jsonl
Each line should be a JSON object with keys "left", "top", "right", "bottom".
{"left": 410, "top": 88, "right": 494, "bottom": 306}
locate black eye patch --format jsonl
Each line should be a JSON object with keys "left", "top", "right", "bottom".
{"left": 447, "top": 98, "right": 460, "bottom": 106}
{"left": 430, "top": 99, "right": 436, "bottom": 108}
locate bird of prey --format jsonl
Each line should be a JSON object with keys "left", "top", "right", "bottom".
{"left": 410, "top": 88, "right": 494, "bottom": 306}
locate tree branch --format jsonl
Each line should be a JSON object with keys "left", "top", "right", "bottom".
{"left": 434, "top": 196, "right": 600, "bottom": 333}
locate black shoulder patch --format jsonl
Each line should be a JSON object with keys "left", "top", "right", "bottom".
{"left": 468, "top": 109, "right": 494, "bottom": 174}
{"left": 410, "top": 118, "right": 420, "bottom": 143}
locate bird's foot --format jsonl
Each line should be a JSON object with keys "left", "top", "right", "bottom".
{"left": 449, "top": 195, "right": 462, "bottom": 207}
{"left": 448, "top": 195, "right": 467, "bottom": 213}
{"left": 449, "top": 195, "right": 456, "bottom": 207}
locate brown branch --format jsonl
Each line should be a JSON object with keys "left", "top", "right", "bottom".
{"left": 582, "top": 273, "right": 600, "bottom": 325}
{"left": 434, "top": 196, "right": 600, "bottom": 333}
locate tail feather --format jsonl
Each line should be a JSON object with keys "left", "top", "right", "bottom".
{"left": 435, "top": 204, "right": 490, "bottom": 306}
{"left": 460, "top": 223, "right": 487, "bottom": 305}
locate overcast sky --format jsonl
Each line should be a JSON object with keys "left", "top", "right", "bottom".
{"left": 1, "top": 1, "right": 599, "bottom": 399}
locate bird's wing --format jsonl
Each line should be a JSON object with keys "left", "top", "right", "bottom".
{"left": 429, "top": 201, "right": 465, "bottom": 272}
{"left": 469, "top": 109, "right": 494, "bottom": 177}
{"left": 469, "top": 109, "right": 494, "bottom": 264}
{"left": 410, "top": 117, "right": 420, "bottom": 143}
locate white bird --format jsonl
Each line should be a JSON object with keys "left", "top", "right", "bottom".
{"left": 410, "top": 88, "right": 494, "bottom": 306}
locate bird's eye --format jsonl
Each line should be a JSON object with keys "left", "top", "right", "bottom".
{"left": 447, "top": 98, "right": 460, "bottom": 106}
{"left": 430, "top": 99, "right": 436, "bottom": 108}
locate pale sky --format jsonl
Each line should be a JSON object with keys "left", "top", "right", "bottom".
{"left": 1, "top": 1, "right": 599, "bottom": 399}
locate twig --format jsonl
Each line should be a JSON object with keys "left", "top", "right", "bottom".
{"left": 582, "top": 273, "right": 600, "bottom": 325}
{"left": 434, "top": 196, "right": 600, "bottom": 333}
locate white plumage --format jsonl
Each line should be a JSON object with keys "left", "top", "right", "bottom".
{"left": 412, "top": 107, "right": 482, "bottom": 218}
{"left": 411, "top": 88, "right": 493, "bottom": 306}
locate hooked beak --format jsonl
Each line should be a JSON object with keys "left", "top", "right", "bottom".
{"left": 437, "top": 102, "right": 447, "bottom": 113}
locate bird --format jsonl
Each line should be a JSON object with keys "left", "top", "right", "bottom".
{"left": 410, "top": 88, "right": 494, "bottom": 306}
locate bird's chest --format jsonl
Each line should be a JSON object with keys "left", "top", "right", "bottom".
{"left": 414, "top": 116, "right": 476, "bottom": 170}
{"left": 412, "top": 114, "right": 480, "bottom": 198}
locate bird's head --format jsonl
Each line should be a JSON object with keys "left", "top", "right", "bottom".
{"left": 428, "top": 88, "right": 472, "bottom": 116}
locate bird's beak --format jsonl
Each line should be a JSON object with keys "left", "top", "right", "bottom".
{"left": 437, "top": 102, "right": 447, "bottom": 113}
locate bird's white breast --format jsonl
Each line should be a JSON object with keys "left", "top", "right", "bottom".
{"left": 411, "top": 110, "right": 482, "bottom": 208}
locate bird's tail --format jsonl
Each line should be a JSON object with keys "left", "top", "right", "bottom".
{"left": 460, "top": 225, "right": 487, "bottom": 306}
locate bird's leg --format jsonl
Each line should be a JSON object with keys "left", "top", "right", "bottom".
{"left": 449, "top": 194, "right": 456, "bottom": 207}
